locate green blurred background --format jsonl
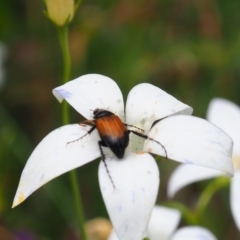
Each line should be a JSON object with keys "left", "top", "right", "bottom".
{"left": 0, "top": 0, "right": 240, "bottom": 239}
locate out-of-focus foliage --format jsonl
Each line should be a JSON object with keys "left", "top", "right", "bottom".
{"left": 0, "top": 0, "right": 240, "bottom": 239}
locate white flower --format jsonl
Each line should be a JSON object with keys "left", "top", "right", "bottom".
{"left": 168, "top": 98, "right": 240, "bottom": 230}
{"left": 12, "top": 75, "right": 233, "bottom": 240}
{"left": 108, "top": 206, "right": 217, "bottom": 240}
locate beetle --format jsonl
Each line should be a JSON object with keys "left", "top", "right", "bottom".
{"left": 68, "top": 108, "right": 167, "bottom": 187}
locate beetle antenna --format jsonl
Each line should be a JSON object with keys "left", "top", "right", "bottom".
{"left": 150, "top": 116, "right": 168, "bottom": 130}
{"left": 98, "top": 141, "right": 116, "bottom": 189}
{"left": 128, "top": 130, "right": 168, "bottom": 159}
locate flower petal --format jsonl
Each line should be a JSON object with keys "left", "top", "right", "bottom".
{"left": 126, "top": 83, "right": 193, "bottom": 132}
{"left": 230, "top": 169, "right": 240, "bottom": 231}
{"left": 207, "top": 98, "right": 240, "bottom": 156}
{"left": 144, "top": 115, "right": 234, "bottom": 176}
{"left": 170, "top": 226, "right": 217, "bottom": 240}
{"left": 147, "top": 206, "right": 181, "bottom": 240}
{"left": 108, "top": 231, "right": 118, "bottom": 240}
{"left": 12, "top": 124, "right": 100, "bottom": 207}
{"left": 98, "top": 152, "right": 159, "bottom": 240}
{"left": 108, "top": 206, "right": 181, "bottom": 240}
{"left": 168, "top": 164, "right": 223, "bottom": 198}
{"left": 53, "top": 74, "right": 124, "bottom": 120}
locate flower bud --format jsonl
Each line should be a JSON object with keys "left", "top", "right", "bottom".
{"left": 45, "top": 0, "right": 74, "bottom": 26}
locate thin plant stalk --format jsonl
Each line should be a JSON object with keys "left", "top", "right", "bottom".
{"left": 195, "top": 176, "right": 230, "bottom": 221}
{"left": 165, "top": 177, "right": 230, "bottom": 225}
{"left": 58, "top": 25, "right": 88, "bottom": 240}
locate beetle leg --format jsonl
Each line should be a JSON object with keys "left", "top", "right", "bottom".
{"left": 128, "top": 130, "right": 168, "bottom": 159}
{"left": 124, "top": 124, "right": 145, "bottom": 133}
{"left": 67, "top": 125, "right": 96, "bottom": 145}
{"left": 98, "top": 141, "right": 116, "bottom": 189}
{"left": 79, "top": 119, "right": 95, "bottom": 126}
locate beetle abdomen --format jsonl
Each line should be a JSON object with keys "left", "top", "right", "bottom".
{"left": 96, "top": 115, "right": 129, "bottom": 159}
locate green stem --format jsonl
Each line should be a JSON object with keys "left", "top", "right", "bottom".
{"left": 195, "top": 176, "right": 230, "bottom": 221}
{"left": 58, "top": 26, "right": 70, "bottom": 124}
{"left": 58, "top": 26, "right": 87, "bottom": 240}
{"left": 58, "top": 27, "right": 70, "bottom": 85}
{"left": 70, "top": 169, "right": 88, "bottom": 240}
{"left": 163, "top": 201, "right": 197, "bottom": 225}
{"left": 163, "top": 177, "right": 230, "bottom": 226}
{"left": 74, "top": 0, "right": 82, "bottom": 12}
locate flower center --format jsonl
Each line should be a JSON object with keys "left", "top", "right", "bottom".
{"left": 127, "top": 124, "right": 146, "bottom": 153}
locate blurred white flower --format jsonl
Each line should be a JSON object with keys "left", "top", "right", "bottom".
{"left": 12, "top": 75, "right": 233, "bottom": 240}
{"left": 108, "top": 205, "right": 217, "bottom": 240}
{"left": 168, "top": 98, "right": 240, "bottom": 231}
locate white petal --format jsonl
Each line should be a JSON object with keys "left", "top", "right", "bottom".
{"left": 171, "top": 226, "right": 217, "bottom": 240}
{"left": 125, "top": 83, "right": 193, "bottom": 132}
{"left": 144, "top": 115, "right": 234, "bottom": 176}
{"left": 168, "top": 164, "right": 223, "bottom": 198}
{"left": 53, "top": 74, "right": 125, "bottom": 120}
{"left": 230, "top": 169, "right": 240, "bottom": 231}
{"left": 147, "top": 206, "right": 181, "bottom": 240}
{"left": 108, "top": 231, "right": 119, "bottom": 240}
{"left": 99, "top": 152, "right": 159, "bottom": 240}
{"left": 13, "top": 124, "right": 100, "bottom": 207}
{"left": 207, "top": 98, "right": 240, "bottom": 156}
{"left": 108, "top": 206, "right": 180, "bottom": 240}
